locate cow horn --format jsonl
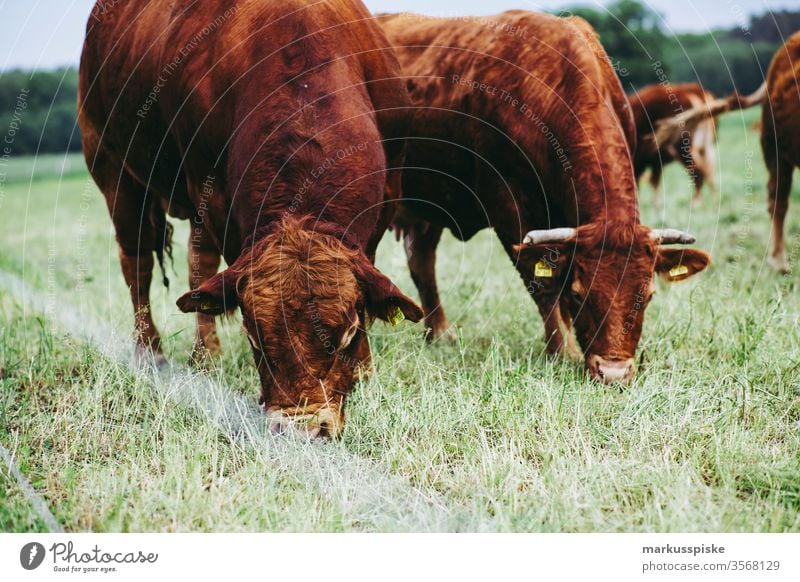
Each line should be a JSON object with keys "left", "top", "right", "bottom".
{"left": 522, "top": 228, "right": 577, "bottom": 245}
{"left": 650, "top": 229, "right": 696, "bottom": 245}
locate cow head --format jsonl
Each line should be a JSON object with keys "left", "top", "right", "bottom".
{"left": 176, "top": 216, "right": 422, "bottom": 439}
{"left": 514, "top": 221, "right": 710, "bottom": 384}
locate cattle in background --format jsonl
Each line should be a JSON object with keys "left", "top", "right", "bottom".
{"left": 758, "top": 31, "right": 800, "bottom": 273}
{"left": 629, "top": 83, "right": 718, "bottom": 207}
{"left": 652, "top": 32, "right": 798, "bottom": 272}
{"left": 379, "top": 11, "right": 711, "bottom": 384}
{"left": 78, "top": 0, "right": 422, "bottom": 438}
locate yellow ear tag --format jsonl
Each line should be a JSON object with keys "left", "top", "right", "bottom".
{"left": 387, "top": 306, "right": 405, "bottom": 326}
{"left": 200, "top": 303, "right": 212, "bottom": 312}
{"left": 534, "top": 260, "right": 554, "bottom": 278}
{"left": 669, "top": 265, "right": 689, "bottom": 279}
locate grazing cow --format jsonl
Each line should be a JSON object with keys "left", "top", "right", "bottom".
{"left": 78, "top": 0, "right": 422, "bottom": 438}
{"left": 379, "top": 11, "right": 711, "bottom": 383}
{"left": 629, "top": 83, "right": 718, "bottom": 207}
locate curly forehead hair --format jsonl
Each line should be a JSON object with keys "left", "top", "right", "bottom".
{"left": 575, "top": 221, "right": 641, "bottom": 249}
{"left": 237, "top": 215, "right": 361, "bottom": 327}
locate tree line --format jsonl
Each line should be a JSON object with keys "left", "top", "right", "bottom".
{"left": 562, "top": 0, "right": 798, "bottom": 96}
{"left": 0, "top": 67, "right": 81, "bottom": 157}
{"left": 1, "top": 0, "right": 797, "bottom": 157}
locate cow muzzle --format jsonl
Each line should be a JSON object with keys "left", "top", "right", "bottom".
{"left": 266, "top": 405, "right": 344, "bottom": 440}
{"left": 586, "top": 354, "right": 635, "bottom": 384}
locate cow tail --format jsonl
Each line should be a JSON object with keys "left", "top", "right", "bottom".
{"left": 150, "top": 204, "right": 174, "bottom": 288}
{"left": 735, "top": 80, "right": 767, "bottom": 109}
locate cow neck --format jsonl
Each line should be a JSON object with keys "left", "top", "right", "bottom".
{"left": 573, "top": 175, "right": 641, "bottom": 229}
{"left": 562, "top": 133, "right": 641, "bottom": 230}
{"left": 511, "top": 74, "right": 641, "bottom": 230}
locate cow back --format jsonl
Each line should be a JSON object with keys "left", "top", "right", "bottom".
{"left": 379, "top": 10, "right": 640, "bottom": 238}
{"left": 80, "top": 0, "right": 411, "bottom": 259}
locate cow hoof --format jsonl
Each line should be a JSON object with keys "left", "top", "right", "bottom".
{"left": 767, "top": 255, "right": 790, "bottom": 274}
{"left": 425, "top": 325, "right": 457, "bottom": 345}
{"left": 134, "top": 345, "right": 168, "bottom": 371}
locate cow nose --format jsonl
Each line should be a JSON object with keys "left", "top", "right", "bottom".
{"left": 586, "top": 354, "right": 635, "bottom": 384}
{"left": 305, "top": 407, "right": 344, "bottom": 439}
{"left": 266, "top": 406, "right": 344, "bottom": 440}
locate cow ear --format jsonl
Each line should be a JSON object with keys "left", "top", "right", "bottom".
{"left": 656, "top": 248, "right": 711, "bottom": 282}
{"left": 356, "top": 259, "right": 423, "bottom": 324}
{"left": 176, "top": 268, "right": 239, "bottom": 315}
{"left": 512, "top": 242, "right": 570, "bottom": 282}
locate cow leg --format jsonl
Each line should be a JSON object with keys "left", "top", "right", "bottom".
{"left": 539, "top": 296, "right": 566, "bottom": 355}
{"left": 82, "top": 142, "right": 163, "bottom": 367}
{"left": 188, "top": 222, "right": 222, "bottom": 361}
{"left": 83, "top": 137, "right": 167, "bottom": 367}
{"left": 403, "top": 222, "right": 450, "bottom": 341}
{"left": 765, "top": 154, "right": 793, "bottom": 273}
{"left": 557, "top": 297, "right": 582, "bottom": 360}
{"left": 529, "top": 293, "right": 579, "bottom": 359}
{"left": 679, "top": 145, "right": 705, "bottom": 207}
{"left": 690, "top": 160, "right": 705, "bottom": 208}
{"left": 695, "top": 119, "right": 718, "bottom": 196}
{"left": 648, "top": 163, "right": 663, "bottom": 208}
{"left": 120, "top": 250, "right": 164, "bottom": 367}
{"left": 104, "top": 175, "right": 166, "bottom": 367}
{"left": 633, "top": 158, "right": 645, "bottom": 186}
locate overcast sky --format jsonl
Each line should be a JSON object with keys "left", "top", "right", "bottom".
{"left": 0, "top": 0, "right": 794, "bottom": 71}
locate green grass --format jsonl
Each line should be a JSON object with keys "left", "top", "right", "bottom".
{"left": 1, "top": 108, "right": 799, "bottom": 532}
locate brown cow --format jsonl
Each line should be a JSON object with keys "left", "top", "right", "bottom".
{"left": 78, "top": 0, "right": 423, "bottom": 438}
{"left": 379, "top": 11, "right": 711, "bottom": 384}
{"left": 629, "top": 83, "right": 718, "bottom": 207}
{"left": 760, "top": 31, "right": 800, "bottom": 273}
{"left": 653, "top": 33, "right": 799, "bottom": 272}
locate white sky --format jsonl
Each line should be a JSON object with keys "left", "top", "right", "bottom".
{"left": 0, "top": 0, "right": 795, "bottom": 71}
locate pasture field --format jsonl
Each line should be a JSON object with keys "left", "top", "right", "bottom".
{"left": 1, "top": 107, "right": 800, "bottom": 532}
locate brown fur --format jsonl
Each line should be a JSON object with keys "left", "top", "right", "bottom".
{"left": 760, "top": 32, "right": 800, "bottom": 272}
{"left": 237, "top": 216, "right": 363, "bottom": 413}
{"left": 78, "top": 0, "right": 422, "bottom": 436}
{"left": 379, "top": 11, "right": 711, "bottom": 381}
{"left": 629, "top": 83, "right": 718, "bottom": 205}
{"left": 680, "top": 33, "right": 800, "bottom": 272}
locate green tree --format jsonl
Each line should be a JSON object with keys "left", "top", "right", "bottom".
{"left": 664, "top": 34, "right": 778, "bottom": 96}
{"left": 0, "top": 67, "right": 81, "bottom": 156}
{"left": 559, "top": 0, "right": 670, "bottom": 90}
